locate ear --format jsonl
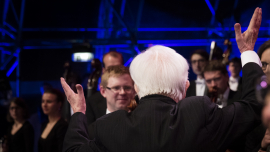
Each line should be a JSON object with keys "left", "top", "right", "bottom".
{"left": 102, "top": 67, "right": 106, "bottom": 74}
{"left": 185, "top": 80, "right": 190, "bottom": 92}
{"left": 100, "top": 85, "right": 107, "bottom": 98}
{"left": 134, "top": 84, "right": 138, "bottom": 93}
{"left": 182, "top": 80, "right": 190, "bottom": 99}
{"left": 134, "top": 84, "right": 139, "bottom": 98}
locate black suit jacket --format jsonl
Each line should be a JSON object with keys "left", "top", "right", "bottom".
{"left": 63, "top": 63, "right": 264, "bottom": 152}
{"left": 85, "top": 92, "right": 107, "bottom": 125}
{"left": 186, "top": 80, "right": 196, "bottom": 97}
{"left": 238, "top": 77, "right": 243, "bottom": 91}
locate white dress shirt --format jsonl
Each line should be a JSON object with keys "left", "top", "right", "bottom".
{"left": 216, "top": 87, "right": 230, "bottom": 108}
{"left": 195, "top": 77, "right": 206, "bottom": 96}
{"left": 229, "top": 76, "right": 240, "bottom": 91}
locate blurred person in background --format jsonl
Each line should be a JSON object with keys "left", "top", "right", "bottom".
{"left": 186, "top": 49, "right": 209, "bottom": 97}
{"left": 258, "top": 40, "right": 270, "bottom": 78}
{"left": 228, "top": 57, "right": 242, "bottom": 92}
{"left": 258, "top": 87, "right": 270, "bottom": 152}
{"left": 203, "top": 60, "right": 241, "bottom": 108}
{"left": 38, "top": 89, "right": 68, "bottom": 152}
{"left": 85, "top": 51, "right": 125, "bottom": 125}
{"left": 245, "top": 40, "right": 270, "bottom": 152}
{"left": 6, "top": 98, "right": 34, "bottom": 152}
{"left": 102, "top": 51, "right": 124, "bottom": 72}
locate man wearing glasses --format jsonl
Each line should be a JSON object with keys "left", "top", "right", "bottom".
{"left": 99, "top": 65, "right": 135, "bottom": 114}
{"left": 203, "top": 60, "right": 240, "bottom": 108}
{"left": 86, "top": 65, "right": 136, "bottom": 126}
{"left": 186, "top": 49, "right": 209, "bottom": 97}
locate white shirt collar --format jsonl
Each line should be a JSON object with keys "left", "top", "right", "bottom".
{"left": 196, "top": 77, "right": 205, "bottom": 83}
{"left": 106, "top": 108, "right": 111, "bottom": 114}
{"left": 229, "top": 76, "right": 240, "bottom": 82}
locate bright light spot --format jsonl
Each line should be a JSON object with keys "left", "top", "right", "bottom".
{"left": 72, "top": 52, "right": 94, "bottom": 62}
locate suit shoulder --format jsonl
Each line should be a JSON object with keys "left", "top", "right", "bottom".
{"left": 179, "top": 96, "right": 213, "bottom": 109}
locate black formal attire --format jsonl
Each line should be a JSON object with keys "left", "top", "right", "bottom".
{"left": 186, "top": 80, "right": 207, "bottom": 97}
{"left": 38, "top": 118, "right": 68, "bottom": 152}
{"left": 7, "top": 121, "right": 34, "bottom": 152}
{"left": 63, "top": 62, "right": 264, "bottom": 152}
{"left": 204, "top": 88, "right": 241, "bottom": 107}
{"left": 85, "top": 92, "right": 107, "bottom": 125}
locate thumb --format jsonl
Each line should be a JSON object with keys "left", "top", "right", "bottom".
{"left": 76, "top": 84, "right": 84, "bottom": 97}
{"left": 234, "top": 23, "right": 242, "bottom": 42}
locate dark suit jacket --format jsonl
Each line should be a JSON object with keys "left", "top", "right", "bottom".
{"left": 63, "top": 63, "right": 264, "bottom": 152}
{"left": 85, "top": 92, "right": 107, "bottom": 125}
{"left": 222, "top": 89, "right": 241, "bottom": 106}
{"left": 238, "top": 77, "right": 243, "bottom": 91}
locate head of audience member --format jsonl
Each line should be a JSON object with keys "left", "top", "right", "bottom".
{"left": 203, "top": 60, "right": 229, "bottom": 95}
{"left": 130, "top": 45, "right": 189, "bottom": 103}
{"left": 7, "top": 98, "right": 29, "bottom": 122}
{"left": 262, "top": 87, "right": 270, "bottom": 128}
{"left": 258, "top": 40, "right": 270, "bottom": 78}
{"left": 41, "top": 89, "right": 65, "bottom": 117}
{"left": 228, "top": 57, "right": 242, "bottom": 78}
{"left": 190, "top": 49, "right": 209, "bottom": 79}
{"left": 102, "top": 51, "right": 124, "bottom": 73}
{"left": 100, "top": 65, "right": 135, "bottom": 112}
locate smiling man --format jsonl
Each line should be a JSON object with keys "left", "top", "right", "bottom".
{"left": 86, "top": 65, "right": 136, "bottom": 125}
{"left": 100, "top": 65, "right": 135, "bottom": 113}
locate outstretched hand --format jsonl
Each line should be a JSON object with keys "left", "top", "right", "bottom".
{"left": 60, "top": 77, "right": 86, "bottom": 114}
{"left": 234, "top": 7, "right": 262, "bottom": 53}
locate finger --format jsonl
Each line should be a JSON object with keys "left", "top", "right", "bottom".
{"left": 256, "top": 8, "right": 262, "bottom": 29}
{"left": 248, "top": 7, "right": 259, "bottom": 30}
{"left": 76, "top": 84, "right": 84, "bottom": 97}
{"left": 60, "top": 77, "right": 74, "bottom": 96}
{"left": 234, "top": 23, "right": 242, "bottom": 42}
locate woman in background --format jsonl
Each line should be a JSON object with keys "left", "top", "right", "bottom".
{"left": 38, "top": 89, "right": 68, "bottom": 152}
{"left": 6, "top": 98, "right": 34, "bottom": 152}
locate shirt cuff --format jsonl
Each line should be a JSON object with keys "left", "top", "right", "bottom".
{"left": 241, "top": 50, "right": 262, "bottom": 67}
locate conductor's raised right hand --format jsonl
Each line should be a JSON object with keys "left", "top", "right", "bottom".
{"left": 234, "top": 7, "right": 262, "bottom": 54}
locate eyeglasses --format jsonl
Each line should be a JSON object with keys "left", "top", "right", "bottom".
{"left": 191, "top": 59, "right": 206, "bottom": 65}
{"left": 205, "top": 77, "right": 222, "bottom": 84}
{"left": 106, "top": 86, "right": 133, "bottom": 93}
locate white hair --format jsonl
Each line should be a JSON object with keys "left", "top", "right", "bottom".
{"left": 130, "top": 45, "right": 189, "bottom": 101}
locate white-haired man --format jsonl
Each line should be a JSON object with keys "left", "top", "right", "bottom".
{"left": 61, "top": 8, "right": 263, "bottom": 152}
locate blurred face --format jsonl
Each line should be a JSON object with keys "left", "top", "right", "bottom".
{"left": 228, "top": 62, "right": 241, "bottom": 78}
{"left": 204, "top": 71, "right": 229, "bottom": 94}
{"left": 103, "top": 55, "right": 122, "bottom": 72}
{"left": 261, "top": 48, "right": 270, "bottom": 77}
{"left": 9, "top": 102, "right": 24, "bottom": 121}
{"left": 41, "top": 93, "right": 62, "bottom": 116}
{"left": 191, "top": 54, "right": 207, "bottom": 76}
{"left": 262, "top": 94, "right": 270, "bottom": 128}
{"left": 100, "top": 74, "right": 135, "bottom": 112}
